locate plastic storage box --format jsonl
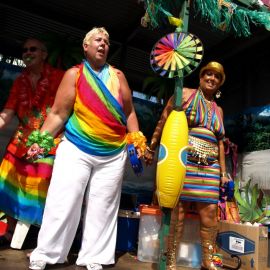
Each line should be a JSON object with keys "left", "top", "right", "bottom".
{"left": 137, "top": 205, "right": 201, "bottom": 268}
{"left": 137, "top": 205, "right": 162, "bottom": 262}
{"left": 176, "top": 214, "right": 201, "bottom": 268}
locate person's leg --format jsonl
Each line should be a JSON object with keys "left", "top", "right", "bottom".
{"left": 30, "top": 139, "right": 92, "bottom": 264}
{"left": 197, "top": 202, "right": 218, "bottom": 270}
{"left": 166, "top": 201, "right": 189, "bottom": 270}
{"left": 76, "top": 149, "right": 127, "bottom": 267}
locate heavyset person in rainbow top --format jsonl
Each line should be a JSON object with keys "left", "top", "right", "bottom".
{"left": 27, "top": 27, "right": 146, "bottom": 270}
{"left": 144, "top": 61, "right": 230, "bottom": 270}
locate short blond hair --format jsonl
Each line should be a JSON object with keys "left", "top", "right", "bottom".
{"left": 83, "top": 27, "right": 110, "bottom": 46}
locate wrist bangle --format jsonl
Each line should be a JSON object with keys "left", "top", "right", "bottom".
{"left": 220, "top": 172, "right": 227, "bottom": 177}
{"left": 146, "top": 146, "right": 155, "bottom": 154}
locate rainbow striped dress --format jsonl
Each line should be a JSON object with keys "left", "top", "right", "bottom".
{"left": 0, "top": 64, "right": 63, "bottom": 225}
{"left": 180, "top": 90, "right": 225, "bottom": 204}
{"left": 65, "top": 60, "right": 127, "bottom": 156}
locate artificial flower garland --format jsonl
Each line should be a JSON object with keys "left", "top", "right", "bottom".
{"left": 26, "top": 130, "right": 55, "bottom": 156}
{"left": 126, "top": 131, "right": 147, "bottom": 154}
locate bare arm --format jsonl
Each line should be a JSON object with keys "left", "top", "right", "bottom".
{"left": 144, "top": 96, "right": 174, "bottom": 165}
{"left": 217, "top": 106, "right": 230, "bottom": 185}
{"left": 0, "top": 109, "right": 15, "bottom": 129}
{"left": 40, "top": 68, "right": 77, "bottom": 136}
{"left": 150, "top": 96, "right": 174, "bottom": 151}
{"left": 117, "top": 69, "right": 139, "bottom": 132}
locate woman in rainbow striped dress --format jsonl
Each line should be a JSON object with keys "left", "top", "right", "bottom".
{"left": 27, "top": 27, "right": 146, "bottom": 270}
{"left": 144, "top": 62, "right": 230, "bottom": 270}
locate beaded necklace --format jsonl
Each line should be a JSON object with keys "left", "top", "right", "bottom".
{"left": 199, "top": 88, "right": 214, "bottom": 126}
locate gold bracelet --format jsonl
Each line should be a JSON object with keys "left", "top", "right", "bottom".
{"left": 220, "top": 172, "right": 227, "bottom": 177}
{"left": 146, "top": 146, "right": 155, "bottom": 154}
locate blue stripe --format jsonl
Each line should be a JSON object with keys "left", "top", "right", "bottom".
{"left": 64, "top": 128, "right": 124, "bottom": 157}
{"left": 183, "top": 184, "right": 219, "bottom": 191}
{"left": 186, "top": 171, "right": 219, "bottom": 180}
{"left": 0, "top": 190, "right": 43, "bottom": 225}
{"left": 180, "top": 196, "right": 218, "bottom": 204}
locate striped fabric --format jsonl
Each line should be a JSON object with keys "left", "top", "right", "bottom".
{"left": 181, "top": 128, "right": 221, "bottom": 203}
{"left": 184, "top": 90, "right": 225, "bottom": 140}
{"left": 180, "top": 90, "right": 225, "bottom": 204}
{"left": 65, "top": 60, "right": 127, "bottom": 156}
{"left": 0, "top": 152, "right": 54, "bottom": 225}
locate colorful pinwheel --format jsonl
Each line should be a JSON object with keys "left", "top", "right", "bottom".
{"left": 150, "top": 32, "right": 203, "bottom": 78}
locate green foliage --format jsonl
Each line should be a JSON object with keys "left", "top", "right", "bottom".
{"left": 234, "top": 179, "right": 270, "bottom": 224}
{"left": 243, "top": 123, "right": 270, "bottom": 152}
{"left": 37, "top": 32, "right": 83, "bottom": 70}
{"left": 142, "top": 76, "right": 174, "bottom": 104}
{"left": 225, "top": 108, "right": 270, "bottom": 152}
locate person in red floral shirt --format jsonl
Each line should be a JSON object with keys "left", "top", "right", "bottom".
{"left": 0, "top": 38, "right": 64, "bottom": 244}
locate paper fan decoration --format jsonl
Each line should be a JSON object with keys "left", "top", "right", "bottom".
{"left": 150, "top": 32, "right": 204, "bottom": 78}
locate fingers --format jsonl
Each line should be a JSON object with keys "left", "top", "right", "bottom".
{"left": 26, "top": 143, "right": 44, "bottom": 161}
{"left": 143, "top": 151, "right": 154, "bottom": 166}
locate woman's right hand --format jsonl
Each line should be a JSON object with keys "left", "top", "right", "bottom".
{"left": 26, "top": 143, "right": 44, "bottom": 161}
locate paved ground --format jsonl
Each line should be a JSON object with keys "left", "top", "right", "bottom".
{"left": 0, "top": 248, "right": 157, "bottom": 270}
{"left": 0, "top": 225, "right": 197, "bottom": 270}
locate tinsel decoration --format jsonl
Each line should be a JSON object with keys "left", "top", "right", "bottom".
{"left": 194, "top": 0, "right": 270, "bottom": 36}
{"left": 141, "top": 0, "right": 270, "bottom": 37}
{"left": 141, "top": 0, "right": 185, "bottom": 28}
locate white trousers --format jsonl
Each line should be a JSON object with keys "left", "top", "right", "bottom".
{"left": 30, "top": 138, "right": 127, "bottom": 266}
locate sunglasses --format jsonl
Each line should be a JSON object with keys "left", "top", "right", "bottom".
{"left": 22, "top": 46, "right": 41, "bottom": 53}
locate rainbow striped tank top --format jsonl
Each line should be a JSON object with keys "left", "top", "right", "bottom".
{"left": 65, "top": 60, "right": 127, "bottom": 156}
{"left": 183, "top": 89, "right": 225, "bottom": 140}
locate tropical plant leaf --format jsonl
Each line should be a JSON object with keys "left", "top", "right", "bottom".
{"left": 234, "top": 180, "right": 247, "bottom": 207}
{"left": 250, "top": 183, "right": 259, "bottom": 209}
{"left": 243, "top": 179, "right": 251, "bottom": 205}
{"left": 234, "top": 179, "right": 269, "bottom": 224}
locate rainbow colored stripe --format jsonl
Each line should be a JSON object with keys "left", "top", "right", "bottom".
{"left": 0, "top": 152, "right": 53, "bottom": 225}
{"left": 65, "top": 61, "right": 127, "bottom": 156}
{"left": 184, "top": 90, "right": 225, "bottom": 139}
{"left": 180, "top": 128, "right": 220, "bottom": 203}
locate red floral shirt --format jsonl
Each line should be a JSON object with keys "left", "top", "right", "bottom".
{"left": 4, "top": 63, "right": 64, "bottom": 158}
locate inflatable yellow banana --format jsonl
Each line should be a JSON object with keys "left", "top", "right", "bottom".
{"left": 156, "top": 110, "right": 188, "bottom": 208}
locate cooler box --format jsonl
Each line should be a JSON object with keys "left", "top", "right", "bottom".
{"left": 116, "top": 209, "right": 140, "bottom": 252}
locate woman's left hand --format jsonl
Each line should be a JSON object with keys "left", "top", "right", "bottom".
{"left": 220, "top": 175, "right": 230, "bottom": 186}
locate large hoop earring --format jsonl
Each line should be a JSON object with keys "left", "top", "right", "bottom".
{"left": 215, "top": 90, "right": 221, "bottom": 99}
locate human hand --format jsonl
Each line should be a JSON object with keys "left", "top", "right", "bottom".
{"left": 144, "top": 147, "right": 155, "bottom": 166}
{"left": 220, "top": 175, "right": 230, "bottom": 187}
{"left": 26, "top": 143, "right": 44, "bottom": 161}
